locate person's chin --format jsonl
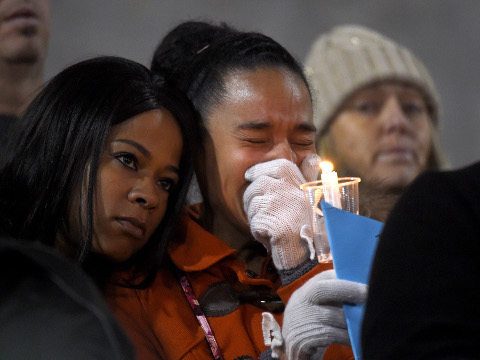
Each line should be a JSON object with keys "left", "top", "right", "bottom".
{"left": 374, "top": 164, "right": 420, "bottom": 190}
{"left": 93, "top": 235, "right": 142, "bottom": 264}
{"left": 5, "top": 45, "right": 41, "bottom": 64}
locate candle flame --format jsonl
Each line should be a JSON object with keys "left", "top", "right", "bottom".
{"left": 319, "top": 161, "right": 334, "bottom": 173}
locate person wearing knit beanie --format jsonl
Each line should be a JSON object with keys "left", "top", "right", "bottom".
{"left": 305, "top": 24, "right": 448, "bottom": 221}
{"left": 273, "top": 26, "right": 451, "bottom": 360}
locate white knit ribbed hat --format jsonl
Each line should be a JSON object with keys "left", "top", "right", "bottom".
{"left": 305, "top": 25, "right": 440, "bottom": 135}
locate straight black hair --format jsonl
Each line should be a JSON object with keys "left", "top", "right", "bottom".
{"left": 0, "top": 56, "right": 197, "bottom": 286}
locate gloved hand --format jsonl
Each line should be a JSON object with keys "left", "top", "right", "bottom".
{"left": 262, "top": 312, "right": 283, "bottom": 359}
{"left": 281, "top": 269, "right": 368, "bottom": 360}
{"left": 243, "top": 154, "right": 320, "bottom": 270}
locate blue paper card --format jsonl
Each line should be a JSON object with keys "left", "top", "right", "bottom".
{"left": 321, "top": 201, "right": 383, "bottom": 360}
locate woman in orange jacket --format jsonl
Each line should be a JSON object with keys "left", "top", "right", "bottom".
{"left": 105, "top": 21, "right": 363, "bottom": 360}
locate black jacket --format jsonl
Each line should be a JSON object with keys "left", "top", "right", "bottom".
{"left": 0, "top": 237, "right": 135, "bottom": 359}
{"left": 362, "top": 162, "right": 480, "bottom": 359}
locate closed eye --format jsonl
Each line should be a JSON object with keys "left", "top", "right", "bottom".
{"left": 245, "top": 139, "right": 268, "bottom": 144}
{"left": 292, "top": 140, "right": 314, "bottom": 147}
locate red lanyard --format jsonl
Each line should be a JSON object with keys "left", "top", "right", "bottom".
{"left": 177, "top": 272, "right": 224, "bottom": 360}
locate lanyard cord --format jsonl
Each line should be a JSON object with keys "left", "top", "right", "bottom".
{"left": 177, "top": 272, "right": 224, "bottom": 360}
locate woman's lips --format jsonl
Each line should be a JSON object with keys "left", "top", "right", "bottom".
{"left": 6, "top": 6, "right": 37, "bottom": 20}
{"left": 376, "top": 148, "right": 414, "bottom": 163}
{"left": 115, "top": 217, "right": 146, "bottom": 240}
{"left": 3, "top": 6, "right": 38, "bottom": 27}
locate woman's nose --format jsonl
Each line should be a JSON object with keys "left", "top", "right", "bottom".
{"left": 379, "top": 97, "right": 410, "bottom": 132}
{"left": 270, "top": 141, "right": 297, "bottom": 164}
{"left": 127, "top": 179, "right": 160, "bottom": 209}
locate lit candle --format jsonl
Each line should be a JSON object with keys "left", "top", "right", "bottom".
{"left": 320, "top": 161, "right": 342, "bottom": 209}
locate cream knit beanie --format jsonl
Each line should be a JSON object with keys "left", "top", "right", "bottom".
{"left": 305, "top": 25, "right": 440, "bottom": 135}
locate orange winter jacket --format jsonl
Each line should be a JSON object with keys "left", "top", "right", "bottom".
{"left": 105, "top": 216, "right": 354, "bottom": 360}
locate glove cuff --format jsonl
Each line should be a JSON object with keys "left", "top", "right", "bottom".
{"left": 270, "top": 234, "right": 310, "bottom": 270}
{"left": 278, "top": 258, "right": 319, "bottom": 286}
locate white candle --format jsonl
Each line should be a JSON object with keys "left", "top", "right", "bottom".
{"left": 320, "top": 161, "right": 342, "bottom": 209}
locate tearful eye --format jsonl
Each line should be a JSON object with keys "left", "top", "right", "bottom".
{"left": 116, "top": 153, "right": 137, "bottom": 170}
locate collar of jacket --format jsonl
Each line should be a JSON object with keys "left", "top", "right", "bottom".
{"left": 168, "top": 215, "right": 237, "bottom": 272}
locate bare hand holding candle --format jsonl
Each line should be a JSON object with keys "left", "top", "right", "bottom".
{"left": 300, "top": 161, "right": 361, "bottom": 263}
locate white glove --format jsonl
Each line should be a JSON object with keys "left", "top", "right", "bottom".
{"left": 281, "top": 269, "right": 368, "bottom": 360}
{"left": 262, "top": 313, "right": 284, "bottom": 359}
{"left": 243, "top": 154, "right": 320, "bottom": 270}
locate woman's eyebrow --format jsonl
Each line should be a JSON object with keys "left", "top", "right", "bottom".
{"left": 166, "top": 165, "right": 180, "bottom": 175}
{"left": 296, "top": 122, "right": 317, "bottom": 133}
{"left": 236, "top": 121, "right": 271, "bottom": 130}
{"left": 235, "top": 120, "right": 316, "bottom": 133}
{"left": 113, "top": 139, "right": 150, "bottom": 158}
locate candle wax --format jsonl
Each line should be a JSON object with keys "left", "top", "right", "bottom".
{"left": 321, "top": 170, "right": 342, "bottom": 209}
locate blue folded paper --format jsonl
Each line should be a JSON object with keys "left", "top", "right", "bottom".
{"left": 321, "top": 201, "right": 383, "bottom": 360}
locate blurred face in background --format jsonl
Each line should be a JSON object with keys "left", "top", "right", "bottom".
{"left": 328, "top": 81, "right": 433, "bottom": 189}
{"left": 0, "top": 0, "right": 50, "bottom": 64}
